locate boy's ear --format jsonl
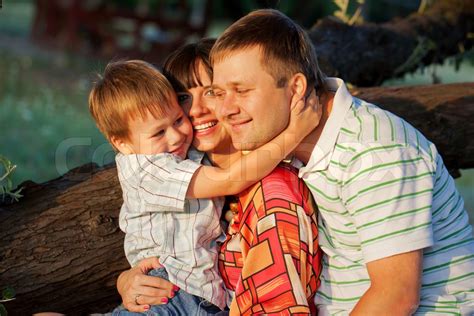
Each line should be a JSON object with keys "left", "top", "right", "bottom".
{"left": 111, "top": 136, "right": 133, "bottom": 154}
{"left": 288, "top": 73, "right": 307, "bottom": 109}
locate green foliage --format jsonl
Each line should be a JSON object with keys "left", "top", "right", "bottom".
{"left": 393, "top": 37, "right": 437, "bottom": 76}
{"left": 0, "top": 304, "right": 6, "bottom": 316}
{"left": 333, "top": 0, "right": 365, "bottom": 25}
{"left": 418, "top": 0, "right": 435, "bottom": 14}
{"left": 0, "top": 50, "right": 114, "bottom": 187}
{"left": 0, "top": 156, "right": 22, "bottom": 202}
{"left": 0, "top": 286, "right": 16, "bottom": 316}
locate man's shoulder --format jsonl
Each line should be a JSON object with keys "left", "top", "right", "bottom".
{"left": 340, "top": 98, "right": 436, "bottom": 157}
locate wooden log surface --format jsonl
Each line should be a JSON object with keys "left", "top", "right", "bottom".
{"left": 0, "top": 82, "right": 473, "bottom": 314}
{"left": 309, "top": 0, "right": 474, "bottom": 86}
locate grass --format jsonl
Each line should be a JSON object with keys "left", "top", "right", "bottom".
{"left": 0, "top": 49, "right": 114, "bottom": 186}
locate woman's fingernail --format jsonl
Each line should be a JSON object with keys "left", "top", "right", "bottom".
{"left": 161, "top": 297, "right": 169, "bottom": 303}
{"left": 143, "top": 305, "right": 150, "bottom": 311}
{"left": 172, "top": 285, "right": 180, "bottom": 291}
{"left": 170, "top": 291, "right": 175, "bottom": 298}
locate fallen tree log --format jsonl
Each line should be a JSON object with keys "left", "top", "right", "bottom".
{"left": 309, "top": 0, "right": 474, "bottom": 86}
{"left": 0, "top": 82, "right": 473, "bottom": 315}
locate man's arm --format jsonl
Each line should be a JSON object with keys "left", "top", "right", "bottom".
{"left": 340, "top": 143, "right": 435, "bottom": 315}
{"left": 350, "top": 250, "right": 423, "bottom": 316}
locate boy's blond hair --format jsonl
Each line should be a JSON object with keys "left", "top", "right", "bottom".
{"left": 89, "top": 60, "right": 176, "bottom": 146}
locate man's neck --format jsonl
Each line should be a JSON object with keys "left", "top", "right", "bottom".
{"left": 294, "top": 91, "right": 334, "bottom": 165}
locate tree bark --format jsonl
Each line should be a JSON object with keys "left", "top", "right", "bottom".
{"left": 0, "top": 164, "right": 125, "bottom": 315}
{"left": 309, "top": 0, "right": 474, "bottom": 86}
{"left": 1, "top": 82, "right": 473, "bottom": 315}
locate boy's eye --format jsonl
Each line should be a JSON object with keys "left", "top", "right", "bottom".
{"left": 174, "top": 117, "right": 183, "bottom": 125}
{"left": 153, "top": 130, "right": 165, "bottom": 138}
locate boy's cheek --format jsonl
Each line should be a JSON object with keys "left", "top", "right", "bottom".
{"left": 136, "top": 134, "right": 156, "bottom": 155}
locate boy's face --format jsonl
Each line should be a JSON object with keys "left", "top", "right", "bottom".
{"left": 212, "top": 46, "right": 292, "bottom": 150}
{"left": 115, "top": 100, "right": 193, "bottom": 158}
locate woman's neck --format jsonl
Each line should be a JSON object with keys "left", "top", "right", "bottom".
{"left": 207, "top": 144, "right": 241, "bottom": 169}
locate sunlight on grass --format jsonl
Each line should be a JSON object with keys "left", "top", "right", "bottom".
{"left": 0, "top": 50, "right": 114, "bottom": 186}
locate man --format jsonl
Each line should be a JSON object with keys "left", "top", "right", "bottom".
{"left": 211, "top": 9, "right": 474, "bottom": 315}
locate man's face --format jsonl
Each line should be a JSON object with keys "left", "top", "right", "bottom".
{"left": 212, "top": 46, "right": 292, "bottom": 150}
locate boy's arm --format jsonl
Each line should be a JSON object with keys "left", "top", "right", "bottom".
{"left": 117, "top": 153, "right": 201, "bottom": 212}
{"left": 187, "top": 93, "right": 322, "bottom": 198}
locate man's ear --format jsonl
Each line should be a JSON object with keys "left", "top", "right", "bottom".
{"left": 288, "top": 73, "right": 308, "bottom": 109}
{"left": 110, "top": 136, "right": 133, "bottom": 154}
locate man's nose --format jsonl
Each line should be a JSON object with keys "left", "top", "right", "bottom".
{"left": 218, "top": 94, "right": 239, "bottom": 119}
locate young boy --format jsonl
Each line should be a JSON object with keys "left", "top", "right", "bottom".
{"left": 88, "top": 60, "right": 320, "bottom": 314}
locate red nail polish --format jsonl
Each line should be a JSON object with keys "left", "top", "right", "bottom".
{"left": 144, "top": 305, "right": 150, "bottom": 310}
{"left": 161, "top": 297, "right": 169, "bottom": 303}
{"left": 173, "top": 285, "right": 180, "bottom": 291}
{"left": 170, "top": 291, "right": 175, "bottom": 298}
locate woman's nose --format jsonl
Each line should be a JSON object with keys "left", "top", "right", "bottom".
{"left": 189, "top": 95, "right": 210, "bottom": 118}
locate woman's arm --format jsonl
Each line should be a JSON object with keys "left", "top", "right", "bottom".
{"left": 187, "top": 91, "right": 322, "bottom": 198}
{"left": 117, "top": 258, "right": 178, "bottom": 312}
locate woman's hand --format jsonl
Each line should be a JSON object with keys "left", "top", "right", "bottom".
{"left": 117, "top": 257, "right": 178, "bottom": 312}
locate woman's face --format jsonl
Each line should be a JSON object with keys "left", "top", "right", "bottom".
{"left": 179, "top": 61, "right": 232, "bottom": 153}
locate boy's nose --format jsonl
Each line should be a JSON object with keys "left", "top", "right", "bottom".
{"left": 168, "top": 127, "right": 185, "bottom": 145}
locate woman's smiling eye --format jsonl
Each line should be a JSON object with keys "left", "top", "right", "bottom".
{"left": 212, "top": 89, "right": 225, "bottom": 97}
{"left": 204, "top": 89, "right": 215, "bottom": 97}
{"left": 177, "top": 93, "right": 190, "bottom": 105}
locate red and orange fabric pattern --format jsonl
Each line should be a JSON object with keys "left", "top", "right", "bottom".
{"left": 218, "top": 164, "right": 322, "bottom": 315}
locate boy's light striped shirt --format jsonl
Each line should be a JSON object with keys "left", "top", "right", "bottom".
{"left": 116, "top": 150, "right": 227, "bottom": 309}
{"left": 298, "top": 78, "right": 474, "bottom": 315}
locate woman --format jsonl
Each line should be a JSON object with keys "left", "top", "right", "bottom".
{"left": 116, "top": 39, "right": 322, "bottom": 315}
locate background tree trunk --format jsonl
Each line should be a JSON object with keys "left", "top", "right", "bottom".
{"left": 309, "top": 0, "right": 474, "bottom": 86}
{"left": 0, "top": 82, "right": 473, "bottom": 315}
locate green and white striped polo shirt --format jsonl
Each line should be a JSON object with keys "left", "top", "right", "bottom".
{"left": 298, "top": 78, "right": 474, "bottom": 315}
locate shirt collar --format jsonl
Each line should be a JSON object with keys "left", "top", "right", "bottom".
{"left": 299, "top": 77, "right": 353, "bottom": 177}
{"left": 187, "top": 147, "right": 205, "bottom": 163}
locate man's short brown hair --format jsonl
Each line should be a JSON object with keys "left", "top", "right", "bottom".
{"left": 88, "top": 60, "right": 175, "bottom": 145}
{"left": 211, "top": 9, "right": 326, "bottom": 95}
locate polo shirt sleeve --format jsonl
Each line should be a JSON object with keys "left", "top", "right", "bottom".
{"left": 116, "top": 153, "right": 201, "bottom": 212}
{"left": 340, "top": 142, "right": 436, "bottom": 263}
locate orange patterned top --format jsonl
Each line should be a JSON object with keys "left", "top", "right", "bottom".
{"left": 218, "top": 164, "right": 322, "bottom": 315}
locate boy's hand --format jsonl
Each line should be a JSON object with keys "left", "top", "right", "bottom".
{"left": 287, "top": 89, "right": 322, "bottom": 140}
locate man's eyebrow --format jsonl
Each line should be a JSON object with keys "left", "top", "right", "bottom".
{"left": 211, "top": 81, "right": 242, "bottom": 89}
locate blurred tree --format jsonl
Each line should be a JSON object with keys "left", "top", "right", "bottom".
{"left": 31, "top": 0, "right": 213, "bottom": 62}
